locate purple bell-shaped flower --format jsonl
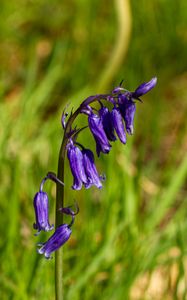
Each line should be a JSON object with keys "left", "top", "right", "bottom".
{"left": 33, "top": 173, "right": 64, "bottom": 235}
{"left": 67, "top": 139, "right": 88, "bottom": 190}
{"left": 119, "top": 96, "right": 136, "bottom": 135}
{"left": 37, "top": 204, "right": 78, "bottom": 259}
{"left": 37, "top": 224, "right": 72, "bottom": 259}
{"left": 99, "top": 106, "right": 116, "bottom": 142}
{"left": 82, "top": 148, "right": 102, "bottom": 189}
{"left": 111, "top": 107, "right": 126, "bottom": 144}
{"left": 88, "top": 112, "right": 111, "bottom": 156}
{"left": 33, "top": 191, "right": 54, "bottom": 235}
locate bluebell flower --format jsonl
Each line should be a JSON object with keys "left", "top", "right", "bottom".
{"left": 99, "top": 107, "right": 116, "bottom": 142}
{"left": 111, "top": 107, "right": 126, "bottom": 143}
{"left": 33, "top": 173, "right": 64, "bottom": 235}
{"left": 33, "top": 191, "right": 54, "bottom": 235}
{"left": 82, "top": 148, "right": 102, "bottom": 189}
{"left": 67, "top": 139, "right": 88, "bottom": 190}
{"left": 118, "top": 95, "right": 136, "bottom": 135}
{"left": 37, "top": 224, "right": 72, "bottom": 259}
{"left": 37, "top": 205, "right": 78, "bottom": 258}
{"left": 88, "top": 112, "right": 111, "bottom": 156}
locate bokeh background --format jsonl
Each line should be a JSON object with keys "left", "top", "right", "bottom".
{"left": 1, "top": 0, "right": 187, "bottom": 299}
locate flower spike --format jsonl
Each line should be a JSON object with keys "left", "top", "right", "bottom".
{"left": 34, "top": 75, "right": 157, "bottom": 261}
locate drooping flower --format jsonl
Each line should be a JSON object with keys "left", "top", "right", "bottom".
{"left": 33, "top": 173, "right": 64, "bottom": 235}
{"left": 82, "top": 148, "right": 102, "bottom": 189}
{"left": 118, "top": 96, "right": 136, "bottom": 135}
{"left": 99, "top": 106, "right": 116, "bottom": 142}
{"left": 67, "top": 139, "right": 88, "bottom": 190}
{"left": 33, "top": 191, "right": 54, "bottom": 235}
{"left": 111, "top": 107, "right": 126, "bottom": 144}
{"left": 37, "top": 224, "right": 72, "bottom": 259}
{"left": 37, "top": 204, "right": 78, "bottom": 259}
{"left": 88, "top": 112, "right": 111, "bottom": 156}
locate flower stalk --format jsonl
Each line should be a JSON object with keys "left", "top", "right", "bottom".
{"left": 32, "top": 77, "right": 157, "bottom": 300}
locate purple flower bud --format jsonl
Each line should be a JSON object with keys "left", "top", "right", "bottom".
{"left": 37, "top": 224, "right": 71, "bottom": 259}
{"left": 88, "top": 113, "right": 111, "bottom": 156}
{"left": 132, "top": 77, "right": 157, "bottom": 98}
{"left": 67, "top": 140, "right": 88, "bottom": 190}
{"left": 111, "top": 107, "right": 126, "bottom": 144}
{"left": 33, "top": 191, "right": 54, "bottom": 235}
{"left": 99, "top": 107, "right": 116, "bottom": 142}
{"left": 82, "top": 149, "right": 102, "bottom": 189}
{"left": 60, "top": 202, "right": 79, "bottom": 216}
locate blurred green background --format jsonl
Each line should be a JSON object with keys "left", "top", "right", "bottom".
{"left": 1, "top": 0, "right": 187, "bottom": 299}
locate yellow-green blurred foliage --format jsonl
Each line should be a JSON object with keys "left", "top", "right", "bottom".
{"left": 1, "top": 0, "right": 187, "bottom": 299}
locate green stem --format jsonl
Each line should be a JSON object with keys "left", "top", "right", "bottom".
{"left": 55, "top": 108, "right": 80, "bottom": 300}
{"left": 55, "top": 95, "right": 110, "bottom": 299}
{"left": 55, "top": 142, "right": 65, "bottom": 300}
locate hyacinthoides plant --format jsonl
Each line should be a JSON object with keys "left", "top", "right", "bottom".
{"left": 33, "top": 77, "right": 157, "bottom": 300}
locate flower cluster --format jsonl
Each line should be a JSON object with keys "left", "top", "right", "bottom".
{"left": 66, "top": 77, "right": 157, "bottom": 189}
{"left": 33, "top": 77, "right": 157, "bottom": 257}
{"left": 33, "top": 172, "right": 78, "bottom": 259}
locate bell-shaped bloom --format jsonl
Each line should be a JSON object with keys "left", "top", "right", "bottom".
{"left": 82, "top": 148, "right": 102, "bottom": 189}
{"left": 119, "top": 98, "right": 136, "bottom": 135}
{"left": 111, "top": 107, "right": 126, "bottom": 144}
{"left": 37, "top": 224, "right": 71, "bottom": 259}
{"left": 88, "top": 113, "right": 111, "bottom": 156}
{"left": 132, "top": 77, "right": 157, "bottom": 99}
{"left": 67, "top": 140, "right": 88, "bottom": 190}
{"left": 99, "top": 107, "right": 116, "bottom": 142}
{"left": 33, "top": 191, "right": 54, "bottom": 235}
